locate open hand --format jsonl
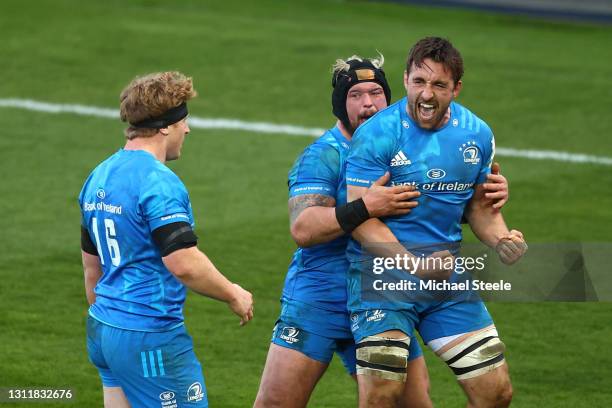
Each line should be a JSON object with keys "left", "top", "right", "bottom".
{"left": 363, "top": 172, "right": 420, "bottom": 218}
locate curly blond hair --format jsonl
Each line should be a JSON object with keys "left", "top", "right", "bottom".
{"left": 120, "top": 71, "right": 197, "bottom": 140}
{"left": 331, "top": 53, "right": 385, "bottom": 76}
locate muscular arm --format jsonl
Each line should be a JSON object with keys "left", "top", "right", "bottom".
{"left": 466, "top": 184, "right": 527, "bottom": 264}
{"left": 163, "top": 246, "right": 238, "bottom": 301}
{"left": 289, "top": 194, "right": 343, "bottom": 247}
{"left": 465, "top": 184, "right": 510, "bottom": 248}
{"left": 348, "top": 185, "right": 407, "bottom": 255}
{"left": 163, "top": 246, "right": 253, "bottom": 325}
{"left": 290, "top": 175, "right": 420, "bottom": 248}
{"left": 348, "top": 186, "right": 397, "bottom": 244}
{"left": 349, "top": 185, "right": 453, "bottom": 279}
{"left": 81, "top": 251, "right": 102, "bottom": 305}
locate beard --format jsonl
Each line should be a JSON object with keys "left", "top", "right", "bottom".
{"left": 348, "top": 110, "right": 378, "bottom": 134}
{"left": 408, "top": 96, "right": 451, "bottom": 130}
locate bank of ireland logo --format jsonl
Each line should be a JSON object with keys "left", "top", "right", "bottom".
{"left": 460, "top": 141, "right": 481, "bottom": 165}
{"left": 426, "top": 168, "right": 446, "bottom": 180}
{"left": 452, "top": 118, "right": 459, "bottom": 127}
{"left": 187, "top": 382, "right": 204, "bottom": 402}
{"left": 96, "top": 188, "right": 106, "bottom": 199}
{"left": 279, "top": 327, "right": 300, "bottom": 344}
{"left": 366, "top": 309, "right": 386, "bottom": 322}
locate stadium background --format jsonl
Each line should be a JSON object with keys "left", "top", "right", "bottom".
{"left": 1, "top": 0, "right": 611, "bottom": 406}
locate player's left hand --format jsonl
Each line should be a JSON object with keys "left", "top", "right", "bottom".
{"left": 228, "top": 283, "right": 254, "bottom": 326}
{"left": 496, "top": 229, "right": 527, "bottom": 265}
{"left": 482, "top": 162, "right": 508, "bottom": 210}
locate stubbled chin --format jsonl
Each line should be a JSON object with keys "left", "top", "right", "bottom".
{"left": 418, "top": 117, "right": 440, "bottom": 129}
{"left": 417, "top": 105, "right": 436, "bottom": 120}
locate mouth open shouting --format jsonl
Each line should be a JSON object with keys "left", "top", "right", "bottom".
{"left": 404, "top": 57, "right": 462, "bottom": 130}
{"left": 410, "top": 98, "right": 446, "bottom": 129}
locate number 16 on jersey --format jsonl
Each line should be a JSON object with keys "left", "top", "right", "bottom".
{"left": 90, "top": 217, "right": 121, "bottom": 266}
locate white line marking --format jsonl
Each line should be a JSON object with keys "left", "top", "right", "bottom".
{"left": 1, "top": 98, "right": 611, "bottom": 166}
{"left": 0, "top": 98, "right": 326, "bottom": 137}
{"left": 496, "top": 147, "right": 612, "bottom": 166}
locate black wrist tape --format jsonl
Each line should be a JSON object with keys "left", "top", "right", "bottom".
{"left": 335, "top": 198, "right": 370, "bottom": 233}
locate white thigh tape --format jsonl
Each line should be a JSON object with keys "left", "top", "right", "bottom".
{"left": 439, "top": 327, "right": 506, "bottom": 380}
{"left": 356, "top": 336, "right": 410, "bottom": 382}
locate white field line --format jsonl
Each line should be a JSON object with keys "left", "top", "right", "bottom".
{"left": 1, "top": 98, "right": 611, "bottom": 166}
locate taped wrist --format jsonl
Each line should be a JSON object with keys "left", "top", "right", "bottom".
{"left": 335, "top": 198, "right": 370, "bottom": 233}
{"left": 152, "top": 222, "right": 198, "bottom": 256}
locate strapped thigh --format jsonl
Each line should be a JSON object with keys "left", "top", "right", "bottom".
{"left": 438, "top": 326, "right": 506, "bottom": 380}
{"left": 355, "top": 336, "right": 410, "bottom": 382}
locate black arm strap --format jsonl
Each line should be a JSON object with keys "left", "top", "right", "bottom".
{"left": 335, "top": 198, "right": 370, "bottom": 233}
{"left": 81, "top": 225, "right": 98, "bottom": 255}
{"left": 152, "top": 222, "right": 198, "bottom": 257}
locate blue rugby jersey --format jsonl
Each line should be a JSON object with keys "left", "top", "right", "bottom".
{"left": 345, "top": 97, "right": 495, "bottom": 262}
{"left": 282, "top": 126, "right": 351, "bottom": 313}
{"left": 79, "top": 149, "right": 195, "bottom": 332}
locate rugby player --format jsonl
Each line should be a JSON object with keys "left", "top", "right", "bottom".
{"left": 345, "top": 38, "right": 527, "bottom": 408}
{"left": 255, "top": 54, "right": 509, "bottom": 407}
{"left": 79, "top": 71, "right": 253, "bottom": 408}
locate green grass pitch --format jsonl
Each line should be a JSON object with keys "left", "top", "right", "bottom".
{"left": 0, "top": 0, "right": 611, "bottom": 406}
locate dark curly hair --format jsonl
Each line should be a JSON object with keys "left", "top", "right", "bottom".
{"left": 406, "top": 37, "right": 464, "bottom": 85}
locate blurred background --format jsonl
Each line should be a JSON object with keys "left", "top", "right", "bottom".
{"left": 1, "top": 0, "right": 611, "bottom": 406}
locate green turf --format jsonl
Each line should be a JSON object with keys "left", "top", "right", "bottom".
{"left": 1, "top": 0, "right": 611, "bottom": 407}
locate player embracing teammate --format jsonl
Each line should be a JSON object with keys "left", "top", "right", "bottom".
{"left": 256, "top": 37, "right": 519, "bottom": 408}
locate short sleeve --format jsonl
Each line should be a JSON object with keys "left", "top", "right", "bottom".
{"left": 138, "top": 170, "right": 192, "bottom": 231}
{"left": 78, "top": 185, "right": 86, "bottom": 227}
{"left": 288, "top": 143, "right": 340, "bottom": 198}
{"left": 475, "top": 122, "right": 495, "bottom": 184}
{"left": 346, "top": 125, "right": 396, "bottom": 187}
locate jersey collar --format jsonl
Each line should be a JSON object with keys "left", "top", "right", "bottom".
{"left": 330, "top": 125, "right": 351, "bottom": 149}
{"left": 400, "top": 97, "right": 457, "bottom": 132}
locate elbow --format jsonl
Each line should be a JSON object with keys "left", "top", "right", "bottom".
{"left": 163, "top": 247, "right": 202, "bottom": 281}
{"left": 171, "top": 262, "right": 196, "bottom": 280}
{"left": 464, "top": 202, "right": 483, "bottom": 223}
{"left": 290, "top": 222, "right": 314, "bottom": 248}
{"left": 165, "top": 254, "right": 197, "bottom": 281}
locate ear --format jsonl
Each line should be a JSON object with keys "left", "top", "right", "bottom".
{"left": 403, "top": 70, "right": 409, "bottom": 92}
{"left": 159, "top": 127, "right": 169, "bottom": 136}
{"left": 452, "top": 80, "right": 463, "bottom": 99}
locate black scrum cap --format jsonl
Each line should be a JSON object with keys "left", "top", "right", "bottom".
{"left": 331, "top": 59, "right": 391, "bottom": 131}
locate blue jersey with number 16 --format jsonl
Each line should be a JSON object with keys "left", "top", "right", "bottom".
{"left": 79, "top": 149, "right": 195, "bottom": 332}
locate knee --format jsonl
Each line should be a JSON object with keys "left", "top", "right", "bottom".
{"left": 401, "top": 375, "right": 432, "bottom": 408}
{"left": 495, "top": 380, "right": 513, "bottom": 408}
{"left": 366, "top": 386, "right": 403, "bottom": 408}
{"left": 254, "top": 388, "right": 284, "bottom": 408}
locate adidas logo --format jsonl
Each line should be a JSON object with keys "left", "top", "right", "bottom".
{"left": 390, "top": 151, "right": 411, "bottom": 167}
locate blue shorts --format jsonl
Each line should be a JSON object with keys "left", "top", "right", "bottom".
{"left": 272, "top": 299, "right": 423, "bottom": 374}
{"left": 350, "top": 301, "right": 493, "bottom": 345}
{"left": 87, "top": 316, "right": 208, "bottom": 408}
{"left": 347, "top": 259, "right": 494, "bottom": 345}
